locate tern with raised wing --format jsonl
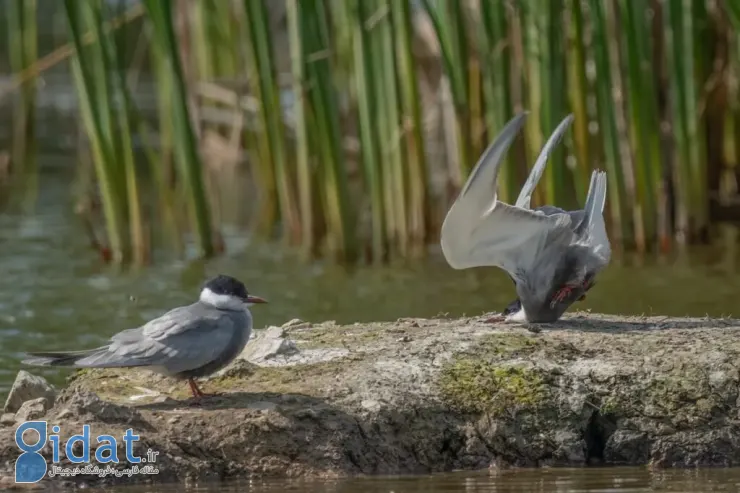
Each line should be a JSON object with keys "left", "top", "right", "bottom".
{"left": 440, "top": 112, "right": 611, "bottom": 323}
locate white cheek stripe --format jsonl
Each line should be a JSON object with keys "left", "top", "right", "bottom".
{"left": 199, "top": 288, "right": 244, "bottom": 310}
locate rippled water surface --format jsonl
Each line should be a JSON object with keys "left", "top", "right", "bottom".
{"left": 90, "top": 468, "right": 740, "bottom": 492}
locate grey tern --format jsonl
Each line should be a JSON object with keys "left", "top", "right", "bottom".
{"left": 441, "top": 112, "right": 611, "bottom": 323}
{"left": 23, "top": 275, "right": 267, "bottom": 400}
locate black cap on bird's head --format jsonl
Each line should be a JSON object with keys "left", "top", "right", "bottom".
{"left": 203, "top": 274, "right": 267, "bottom": 305}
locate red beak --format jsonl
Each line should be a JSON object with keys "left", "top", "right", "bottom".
{"left": 246, "top": 295, "right": 268, "bottom": 304}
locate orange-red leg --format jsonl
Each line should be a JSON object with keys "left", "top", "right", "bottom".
{"left": 188, "top": 378, "right": 204, "bottom": 399}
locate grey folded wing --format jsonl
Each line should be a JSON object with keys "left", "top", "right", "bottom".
{"left": 80, "top": 305, "right": 241, "bottom": 374}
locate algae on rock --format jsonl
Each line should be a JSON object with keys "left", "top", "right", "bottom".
{"left": 439, "top": 360, "right": 546, "bottom": 416}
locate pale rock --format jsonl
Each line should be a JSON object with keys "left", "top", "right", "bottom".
{"left": 3, "top": 371, "right": 56, "bottom": 414}
{"left": 15, "top": 397, "right": 52, "bottom": 422}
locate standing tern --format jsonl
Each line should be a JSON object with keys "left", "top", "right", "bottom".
{"left": 441, "top": 112, "right": 611, "bottom": 323}
{"left": 22, "top": 275, "right": 267, "bottom": 400}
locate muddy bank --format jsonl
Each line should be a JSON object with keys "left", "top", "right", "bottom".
{"left": 2, "top": 312, "right": 740, "bottom": 489}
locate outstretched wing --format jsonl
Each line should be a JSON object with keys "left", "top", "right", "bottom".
{"left": 515, "top": 114, "right": 575, "bottom": 210}
{"left": 441, "top": 112, "right": 573, "bottom": 277}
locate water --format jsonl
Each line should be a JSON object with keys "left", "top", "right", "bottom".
{"left": 88, "top": 468, "right": 740, "bottom": 492}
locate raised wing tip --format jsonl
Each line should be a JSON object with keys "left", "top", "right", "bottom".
{"left": 458, "top": 112, "right": 530, "bottom": 199}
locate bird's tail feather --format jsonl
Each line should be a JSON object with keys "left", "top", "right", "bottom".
{"left": 23, "top": 348, "right": 105, "bottom": 367}
{"left": 575, "top": 170, "right": 607, "bottom": 236}
{"left": 22, "top": 347, "right": 148, "bottom": 369}
{"left": 586, "top": 170, "right": 608, "bottom": 217}
{"left": 514, "top": 114, "right": 574, "bottom": 210}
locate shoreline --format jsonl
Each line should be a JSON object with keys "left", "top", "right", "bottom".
{"left": 2, "top": 312, "right": 740, "bottom": 488}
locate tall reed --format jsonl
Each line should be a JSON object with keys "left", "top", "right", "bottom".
{"left": 421, "top": 0, "right": 471, "bottom": 187}
{"left": 65, "top": 0, "right": 130, "bottom": 263}
{"left": 6, "top": 0, "right": 38, "bottom": 205}
{"left": 300, "top": 0, "right": 357, "bottom": 261}
{"left": 286, "top": 0, "right": 314, "bottom": 258}
{"left": 243, "top": 0, "right": 301, "bottom": 245}
{"left": 143, "top": 0, "right": 215, "bottom": 257}
{"left": 479, "top": 0, "right": 516, "bottom": 204}
{"left": 392, "top": 0, "right": 428, "bottom": 252}
{"left": 25, "top": 0, "right": 740, "bottom": 264}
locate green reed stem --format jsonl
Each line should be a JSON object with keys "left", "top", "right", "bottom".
{"left": 589, "top": 0, "right": 627, "bottom": 247}
{"left": 480, "top": 0, "right": 516, "bottom": 204}
{"left": 243, "top": 0, "right": 301, "bottom": 245}
{"left": 303, "top": 0, "right": 357, "bottom": 261}
{"left": 663, "top": 0, "right": 694, "bottom": 242}
{"left": 540, "top": 0, "right": 568, "bottom": 207}
{"left": 65, "top": 0, "right": 127, "bottom": 263}
{"left": 392, "top": 0, "right": 428, "bottom": 251}
{"left": 286, "top": 0, "right": 315, "bottom": 258}
{"left": 376, "top": 0, "right": 408, "bottom": 256}
{"left": 144, "top": 0, "right": 215, "bottom": 257}
{"left": 353, "top": 0, "right": 386, "bottom": 261}
{"left": 420, "top": 0, "right": 470, "bottom": 181}
{"left": 620, "top": 0, "right": 659, "bottom": 245}
{"left": 567, "top": 0, "right": 590, "bottom": 205}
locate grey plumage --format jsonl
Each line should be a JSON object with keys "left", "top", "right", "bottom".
{"left": 441, "top": 112, "right": 611, "bottom": 323}
{"left": 23, "top": 275, "right": 267, "bottom": 399}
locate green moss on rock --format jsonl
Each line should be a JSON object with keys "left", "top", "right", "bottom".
{"left": 477, "top": 333, "right": 543, "bottom": 358}
{"left": 439, "top": 359, "right": 546, "bottom": 416}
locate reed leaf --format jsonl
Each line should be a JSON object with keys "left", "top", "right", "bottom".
{"left": 286, "top": 0, "right": 315, "bottom": 257}
{"left": 567, "top": 0, "right": 590, "bottom": 205}
{"left": 143, "top": 0, "right": 215, "bottom": 256}
{"left": 619, "top": 0, "right": 659, "bottom": 247}
{"left": 302, "top": 0, "right": 357, "bottom": 261}
{"left": 6, "top": 0, "right": 38, "bottom": 179}
{"left": 377, "top": 0, "right": 409, "bottom": 255}
{"left": 242, "top": 0, "right": 301, "bottom": 245}
{"left": 662, "top": 0, "right": 694, "bottom": 243}
{"left": 540, "top": 0, "right": 568, "bottom": 207}
{"left": 352, "top": 0, "right": 386, "bottom": 260}
{"left": 65, "top": 0, "right": 127, "bottom": 262}
{"left": 480, "top": 0, "right": 516, "bottom": 204}
{"left": 588, "top": 0, "right": 627, "bottom": 247}
{"left": 420, "top": 0, "right": 471, "bottom": 181}
{"left": 392, "top": 0, "right": 428, "bottom": 251}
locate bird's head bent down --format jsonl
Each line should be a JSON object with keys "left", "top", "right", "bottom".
{"left": 507, "top": 241, "right": 602, "bottom": 323}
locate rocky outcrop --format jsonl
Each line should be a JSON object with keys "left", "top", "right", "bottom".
{"left": 3, "top": 370, "right": 57, "bottom": 415}
{"left": 1, "top": 313, "right": 740, "bottom": 489}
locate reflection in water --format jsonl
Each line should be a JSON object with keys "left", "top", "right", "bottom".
{"left": 89, "top": 467, "right": 740, "bottom": 492}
